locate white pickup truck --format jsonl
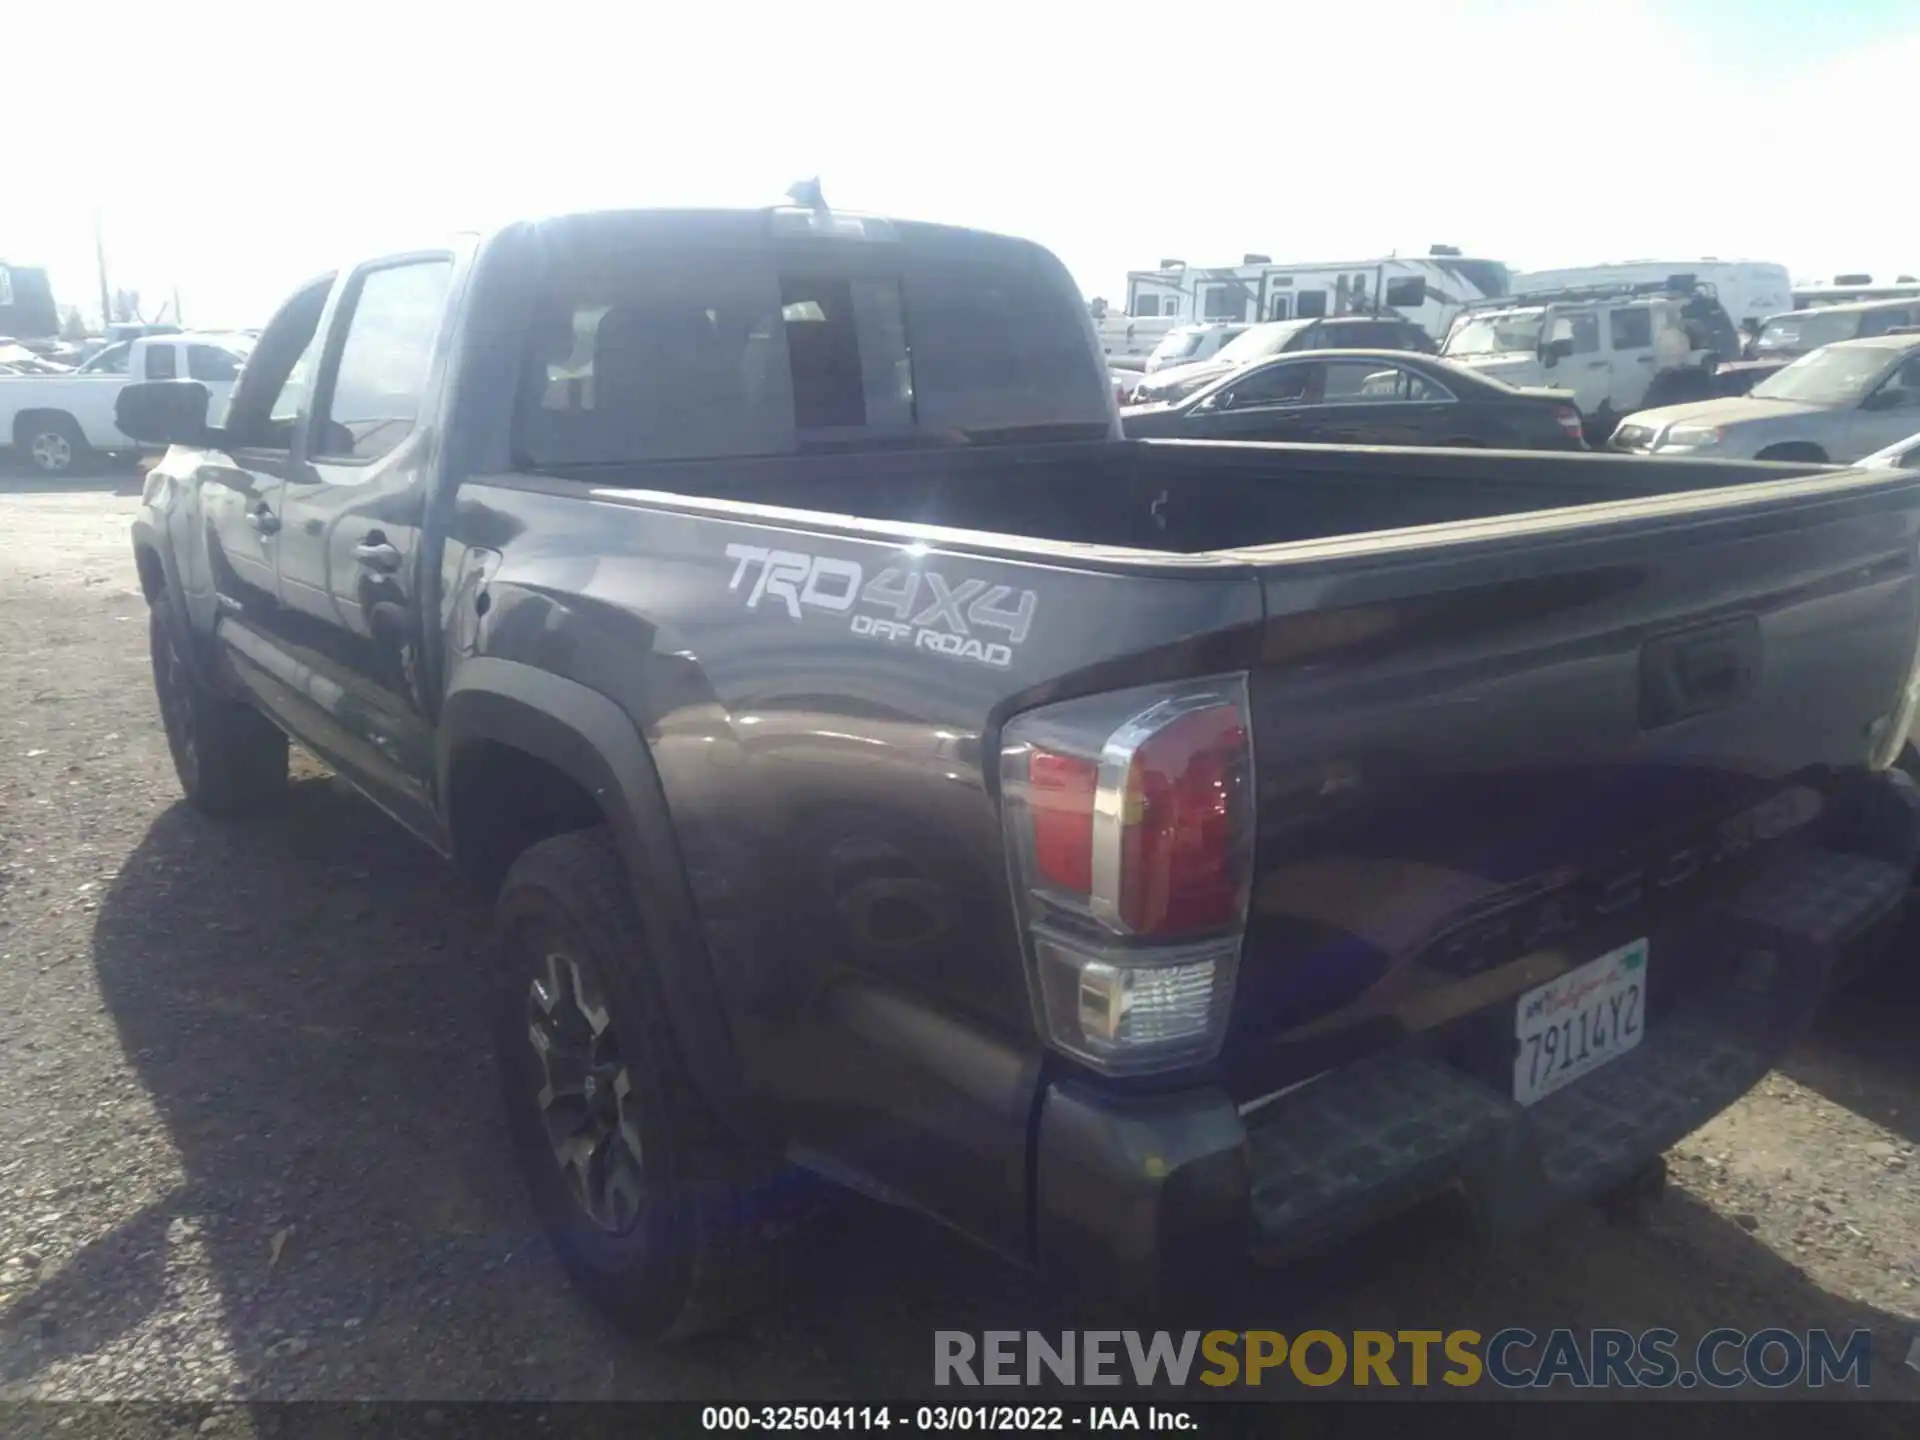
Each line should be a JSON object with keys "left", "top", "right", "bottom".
{"left": 0, "top": 332, "right": 252, "bottom": 474}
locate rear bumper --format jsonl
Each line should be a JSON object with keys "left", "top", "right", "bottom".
{"left": 1033, "top": 841, "right": 1910, "bottom": 1309}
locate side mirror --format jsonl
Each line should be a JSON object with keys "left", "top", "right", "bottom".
{"left": 115, "top": 380, "right": 214, "bottom": 446}
{"left": 1542, "top": 337, "right": 1575, "bottom": 367}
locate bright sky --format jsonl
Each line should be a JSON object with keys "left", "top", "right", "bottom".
{"left": 8, "top": 0, "right": 1919, "bottom": 329}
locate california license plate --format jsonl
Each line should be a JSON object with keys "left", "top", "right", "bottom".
{"left": 1513, "top": 939, "right": 1647, "bottom": 1106}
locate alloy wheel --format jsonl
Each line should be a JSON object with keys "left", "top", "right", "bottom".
{"left": 526, "top": 950, "right": 647, "bottom": 1233}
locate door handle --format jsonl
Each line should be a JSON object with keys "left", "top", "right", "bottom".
{"left": 248, "top": 506, "right": 281, "bottom": 535}
{"left": 354, "top": 540, "right": 403, "bottom": 574}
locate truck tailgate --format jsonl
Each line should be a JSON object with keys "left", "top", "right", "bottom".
{"left": 1224, "top": 472, "right": 1920, "bottom": 1102}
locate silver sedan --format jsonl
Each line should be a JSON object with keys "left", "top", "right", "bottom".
{"left": 1611, "top": 334, "right": 1920, "bottom": 463}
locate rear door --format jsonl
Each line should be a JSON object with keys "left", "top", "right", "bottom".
{"left": 1311, "top": 357, "right": 1455, "bottom": 445}
{"left": 265, "top": 253, "right": 457, "bottom": 834}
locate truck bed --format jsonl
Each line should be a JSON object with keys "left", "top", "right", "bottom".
{"left": 567, "top": 438, "right": 1836, "bottom": 556}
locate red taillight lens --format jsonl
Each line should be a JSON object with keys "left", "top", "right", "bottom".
{"left": 1000, "top": 677, "right": 1254, "bottom": 1075}
{"left": 1028, "top": 749, "right": 1097, "bottom": 892}
{"left": 1119, "top": 705, "right": 1247, "bottom": 934}
{"left": 1555, "top": 406, "right": 1585, "bottom": 436}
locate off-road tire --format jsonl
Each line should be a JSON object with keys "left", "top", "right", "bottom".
{"left": 148, "top": 600, "right": 289, "bottom": 816}
{"left": 495, "top": 827, "right": 792, "bottom": 1341}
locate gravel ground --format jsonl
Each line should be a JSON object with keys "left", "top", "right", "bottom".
{"left": 1, "top": 474, "right": 1917, "bottom": 1422}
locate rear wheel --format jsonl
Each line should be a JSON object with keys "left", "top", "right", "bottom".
{"left": 495, "top": 828, "right": 793, "bottom": 1341}
{"left": 18, "top": 414, "right": 92, "bottom": 476}
{"left": 149, "top": 600, "right": 288, "bottom": 815}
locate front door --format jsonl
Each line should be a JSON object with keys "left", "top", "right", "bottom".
{"left": 1189, "top": 359, "right": 1319, "bottom": 441}
{"left": 191, "top": 281, "right": 333, "bottom": 720}
{"left": 267, "top": 254, "right": 457, "bottom": 838}
{"left": 1535, "top": 309, "right": 1602, "bottom": 414}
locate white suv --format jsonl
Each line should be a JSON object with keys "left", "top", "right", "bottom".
{"left": 1442, "top": 295, "right": 1700, "bottom": 431}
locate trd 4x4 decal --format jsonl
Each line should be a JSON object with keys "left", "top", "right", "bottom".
{"left": 724, "top": 544, "right": 1037, "bottom": 669}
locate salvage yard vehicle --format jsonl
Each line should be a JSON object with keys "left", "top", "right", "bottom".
{"left": 125, "top": 203, "right": 1920, "bottom": 1342}
{"left": 1143, "top": 320, "right": 1245, "bottom": 371}
{"left": 1, "top": 331, "right": 252, "bottom": 473}
{"left": 1711, "top": 298, "right": 1920, "bottom": 397}
{"left": 1611, "top": 334, "right": 1920, "bottom": 463}
{"left": 1514, "top": 260, "right": 1790, "bottom": 335}
{"left": 1121, "top": 348, "right": 1588, "bottom": 449}
{"left": 1128, "top": 315, "right": 1436, "bottom": 405}
{"left": 1443, "top": 280, "right": 1735, "bottom": 438}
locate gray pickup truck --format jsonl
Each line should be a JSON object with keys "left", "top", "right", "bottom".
{"left": 121, "top": 204, "right": 1920, "bottom": 1342}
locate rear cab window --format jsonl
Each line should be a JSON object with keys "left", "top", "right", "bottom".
{"left": 516, "top": 214, "right": 1111, "bottom": 467}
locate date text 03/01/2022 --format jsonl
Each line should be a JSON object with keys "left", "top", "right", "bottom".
{"left": 701, "top": 1405, "right": 1193, "bottom": 1432}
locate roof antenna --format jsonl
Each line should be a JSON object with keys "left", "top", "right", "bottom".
{"left": 787, "top": 177, "right": 828, "bottom": 214}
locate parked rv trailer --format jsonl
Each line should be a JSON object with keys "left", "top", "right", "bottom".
{"left": 1515, "top": 260, "right": 1789, "bottom": 331}
{"left": 1124, "top": 250, "right": 1509, "bottom": 343}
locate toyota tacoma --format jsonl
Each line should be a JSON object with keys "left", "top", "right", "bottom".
{"left": 123, "top": 203, "right": 1920, "bottom": 1339}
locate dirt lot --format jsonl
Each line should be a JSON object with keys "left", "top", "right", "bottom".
{"left": 1, "top": 476, "right": 1917, "bottom": 1417}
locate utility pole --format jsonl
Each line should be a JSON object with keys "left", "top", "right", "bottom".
{"left": 94, "top": 210, "right": 111, "bottom": 331}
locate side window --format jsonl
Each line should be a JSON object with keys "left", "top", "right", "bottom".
{"left": 1201, "top": 288, "right": 1243, "bottom": 320}
{"left": 1325, "top": 361, "right": 1404, "bottom": 401}
{"left": 1135, "top": 296, "right": 1159, "bottom": 317}
{"left": 1227, "top": 362, "right": 1312, "bottom": 407}
{"left": 1877, "top": 355, "right": 1920, "bottom": 408}
{"left": 1858, "top": 308, "right": 1909, "bottom": 338}
{"left": 1295, "top": 289, "right": 1328, "bottom": 319}
{"left": 81, "top": 343, "right": 130, "bottom": 375}
{"left": 144, "top": 346, "right": 178, "bottom": 380}
{"left": 1548, "top": 312, "right": 1600, "bottom": 354}
{"left": 1609, "top": 307, "right": 1654, "bottom": 350}
{"left": 218, "top": 278, "right": 334, "bottom": 449}
{"left": 313, "top": 259, "right": 454, "bottom": 462}
{"left": 1324, "top": 361, "right": 1448, "bottom": 401}
{"left": 188, "top": 345, "right": 242, "bottom": 383}
{"left": 270, "top": 327, "right": 326, "bottom": 427}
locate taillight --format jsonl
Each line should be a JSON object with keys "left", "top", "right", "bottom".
{"left": 1000, "top": 676, "right": 1254, "bottom": 1074}
{"left": 1554, "top": 405, "right": 1585, "bottom": 438}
